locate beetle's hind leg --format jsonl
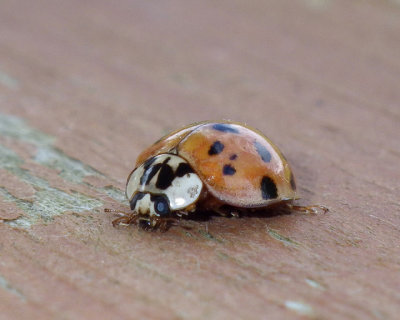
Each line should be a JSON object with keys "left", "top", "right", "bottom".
{"left": 287, "top": 203, "right": 329, "bottom": 214}
{"left": 214, "top": 205, "right": 243, "bottom": 218}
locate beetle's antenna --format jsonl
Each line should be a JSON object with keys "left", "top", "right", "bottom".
{"left": 104, "top": 208, "right": 131, "bottom": 216}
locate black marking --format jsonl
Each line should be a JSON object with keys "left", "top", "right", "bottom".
{"left": 254, "top": 141, "right": 271, "bottom": 163}
{"left": 229, "top": 154, "right": 238, "bottom": 160}
{"left": 142, "top": 156, "right": 157, "bottom": 170}
{"left": 130, "top": 192, "right": 145, "bottom": 210}
{"left": 140, "top": 163, "right": 162, "bottom": 185}
{"left": 156, "top": 164, "right": 175, "bottom": 190}
{"left": 261, "top": 176, "right": 278, "bottom": 200}
{"left": 212, "top": 123, "right": 239, "bottom": 134}
{"left": 290, "top": 172, "right": 296, "bottom": 190}
{"left": 208, "top": 141, "right": 225, "bottom": 155}
{"left": 223, "top": 164, "right": 236, "bottom": 175}
{"left": 151, "top": 194, "right": 170, "bottom": 216}
{"left": 140, "top": 157, "right": 170, "bottom": 185}
{"left": 175, "top": 162, "right": 194, "bottom": 177}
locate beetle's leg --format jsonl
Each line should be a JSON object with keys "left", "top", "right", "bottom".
{"left": 229, "top": 210, "right": 240, "bottom": 218}
{"left": 175, "top": 210, "right": 189, "bottom": 218}
{"left": 111, "top": 213, "right": 139, "bottom": 227}
{"left": 151, "top": 216, "right": 178, "bottom": 232}
{"left": 154, "top": 218, "right": 168, "bottom": 232}
{"left": 105, "top": 208, "right": 141, "bottom": 226}
{"left": 288, "top": 204, "right": 329, "bottom": 214}
{"left": 137, "top": 217, "right": 153, "bottom": 230}
{"left": 214, "top": 206, "right": 242, "bottom": 218}
{"left": 111, "top": 215, "right": 128, "bottom": 226}
{"left": 138, "top": 217, "right": 173, "bottom": 230}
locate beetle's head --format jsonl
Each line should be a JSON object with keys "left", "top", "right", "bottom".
{"left": 125, "top": 154, "right": 203, "bottom": 226}
{"left": 129, "top": 192, "right": 169, "bottom": 216}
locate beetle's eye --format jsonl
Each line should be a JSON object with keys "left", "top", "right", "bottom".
{"left": 154, "top": 196, "right": 170, "bottom": 216}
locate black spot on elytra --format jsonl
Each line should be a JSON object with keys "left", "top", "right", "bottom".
{"left": 290, "top": 172, "right": 296, "bottom": 190}
{"left": 254, "top": 141, "right": 271, "bottom": 163}
{"left": 208, "top": 141, "right": 225, "bottom": 155}
{"left": 156, "top": 164, "right": 175, "bottom": 189}
{"left": 261, "top": 176, "right": 278, "bottom": 200}
{"left": 130, "top": 192, "right": 145, "bottom": 210}
{"left": 175, "top": 162, "right": 194, "bottom": 177}
{"left": 229, "top": 154, "right": 238, "bottom": 160}
{"left": 212, "top": 123, "right": 239, "bottom": 134}
{"left": 223, "top": 164, "right": 236, "bottom": 175}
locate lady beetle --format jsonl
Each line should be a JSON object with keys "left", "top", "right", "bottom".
{"left": 106, "top": 121, "right": 327, "bottom": 230}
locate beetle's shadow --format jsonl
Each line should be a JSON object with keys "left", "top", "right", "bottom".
{"left": 179, "top": 203, "right": 293, "bottom": 224}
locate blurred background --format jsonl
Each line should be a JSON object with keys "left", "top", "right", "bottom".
{"left": 1, "top": 0, "right": 398, "bottom": 180}
{"left": 0, "top": 1, "right": 399, "bottom": 319}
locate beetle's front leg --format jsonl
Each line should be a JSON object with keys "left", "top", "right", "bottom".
{"left": 147, "top": 216, "right": 178, "bottom": 232}
{"left": 111, "top": 212, "right": 139, "bottom": 227}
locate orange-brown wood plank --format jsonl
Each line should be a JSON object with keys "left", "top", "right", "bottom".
{"left": 0, "top": 0, "right": 399, "bottom": 319}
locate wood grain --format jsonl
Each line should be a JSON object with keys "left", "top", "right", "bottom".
{"left": 0, "top": 0, "right": 399, "bottom": 319}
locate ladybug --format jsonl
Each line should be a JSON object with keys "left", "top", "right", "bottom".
{"left": 107, "top": 121, "right": 327, "bottom": 230}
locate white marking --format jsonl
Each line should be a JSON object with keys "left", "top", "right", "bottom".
{"left": 126, "top": 165, "right": 144, "bottom": 201}
{"left": 126, "top": 154, "right": 203, "bottom": 211}
{"left": 164, "top": 169, "right": 202, "bottom": 210}
{"left": 132, "top": 193, "right": 157, "bottom": 217}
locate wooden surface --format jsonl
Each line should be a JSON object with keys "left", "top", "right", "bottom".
{"left": 0, "top": 0, "right": 399, "bottom": 319}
